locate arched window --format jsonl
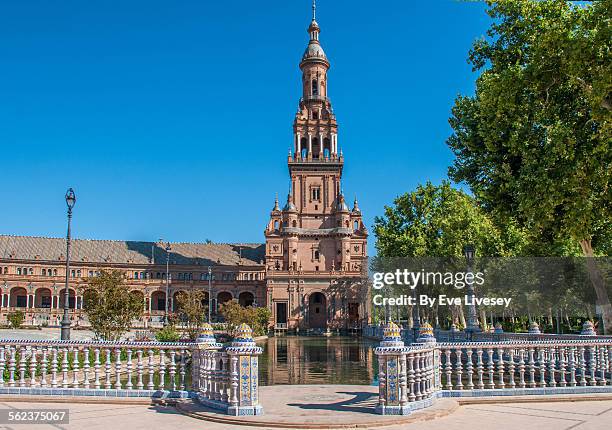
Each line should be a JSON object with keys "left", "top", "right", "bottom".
{"left": 314, "top": 250, "right": 320, "bottom": 260}
{"left": 312, "top": 79, "right": 318, "bottom": 96}
{"left": 274, "top": 220, "right": 279, "bottom": 230}
{"left": 301, "top": 148, "right": 308, "bottom": 159}
{"left": 354, "top": 221, "right": 360, "bottom": 231}
{"left": 292, "top": 220, "right": 297, "bottom": 227}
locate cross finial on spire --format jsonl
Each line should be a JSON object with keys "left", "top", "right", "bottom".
{"left": 312, "top": 0, "right": 316, "bottom": 21}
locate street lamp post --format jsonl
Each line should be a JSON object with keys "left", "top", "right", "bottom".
{"left": 60, "top": 188, "right": 76, "bottom": 340}
{"left": 164, "top": 242, "right": 171, "bottom": 326}
{"left": 207, "top": 267, "right": 212, "bottom": 323}
{"left": 464, "top": 244, "right": 481, "bottom": 338}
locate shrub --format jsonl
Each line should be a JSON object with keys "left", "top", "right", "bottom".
{"left": 155, "top": 325, "right": 180, "bottom": 343}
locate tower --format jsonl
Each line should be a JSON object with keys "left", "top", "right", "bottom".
{"left": 265, "top": 2, "right": 368, "bottom": 331}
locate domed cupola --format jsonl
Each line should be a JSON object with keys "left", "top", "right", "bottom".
{"left": 283, "top": 193, "right": 298, "bottom": 213}
{"left": 300, "top": 1, "right": 330, "bottom": 68}
{"left": 336, "top": 194, "right": 350, "bottom": 213}
{"left": 352, "top": 197, "right": 361, "bottom": 214}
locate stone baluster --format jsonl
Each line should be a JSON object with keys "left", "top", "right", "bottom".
{"left": 221, "top": 354, "right": 229, "bottom": 403}
{"left": 29, "top": 347, "right": 38, "bottom": 387}
{"left": 476, "top": 348, "right": 484, "bottom": 389}
{"left": 548, "top": 347, "right": 557, "bottom": 387}
{"left": 568, "top": 346, "right": 577, "bottom": 387}
{"left": 444, "top": 349, "right": 453, "bottom": 389}
{"left": 455, "top": 348, "right": 463, "bottom": 389}
{"left": 114, "top": 348, "right": 122, "bottom": 389}
{"left": 19, "top": 346, "right": 27, "bottom": 387}
{"left": 8, "top": 347, "right": 16, "bottom": 387}
{"left": 93, "top": 348, "right": 101, "bottom": 389}
{"left": 202, "top": 351, "right": 212, "bottom": 398}
{"left": 578, "top": 346, "right": 587, "bottom": 386}
{"left": 213, "top": 353, "right": 224, "bottom": 401}
{"left": 528, "top": 347, "right": 536, "bottom": 388}
{"left": 50, "top": 347, "right": 58, "bottom": 388}
{"left": 229, "top": 354, "right": 239, "bottom": 407}
{"left": 486, "top": 348, "right": 495, "bottom": 389}
{"left": 558, "top": 346, "right": 567, "bottom": 387}
{"left": 588, "top": 345, "right": 596, "bottom": 386}
{"left": 40, "top": 347, "right": 48, "bottom": 388}
{"left": 413, "top": 353, "right": 422, "bottom": 400}
{"left": 136, "top": 349, "right": 144, "bottom": 390}
{"left": 104, "top": 348, "right": 112, "bottom": 389}
{"left": 159, "top": 350, "right": 166, "bottom": 390}
{"left": 518, "top": 348, "right": 526, "bottom": 388}
{"left": 508, "top": 348, "right": 516, "bottom": 388}
{"left": 407, "top": 353, "right": 415, "bottom": 402}
{"left": 169, "top": 349, "right": 177, "bottom": 391}
{"left": 147, "top": 349, "right": 155, "bottom": 390}
{"left": 61, "top": 347, "right": 69, "bottom": 388}
{"left": 72, "top": 347, "right": 80, "bottom": 388}
{"left": 496, "top": 347, "right": 505, "bottom": 388}
{"left": 179, "top": 349, "right": 186, "bottom": 391}
{"left": 465, "top": 348, "right": 474, "bottom": 390}
{"left": 125, "top": 349, "right": 133, "bottom": 390}
{"left": 598, "top": 347, "right": 606, "bottom": 386}
{"left": 83, "top": 348, "right": 90, "bottom": 389}
{"left": 536, "top": 348, "right": 545, "bottom": 387}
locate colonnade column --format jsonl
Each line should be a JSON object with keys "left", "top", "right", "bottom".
{"left": 308, "top": 133, "right": 312, "bottom": 159}
{"left": 296, "top": 133, "right": 301, "bottom": 158}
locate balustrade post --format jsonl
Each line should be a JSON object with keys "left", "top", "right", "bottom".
{"left": 374, "top": 322, "right": 410, "bottom": 415}
{"left": 223, "top": 324, "right": 263, "bottom": 416}
{"left": 194, "top": 324, "right": 222, "bottom": 398}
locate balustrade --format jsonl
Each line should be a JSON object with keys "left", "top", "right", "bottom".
{"left": 0, "top": 339, "right": 192, "bottom": 396}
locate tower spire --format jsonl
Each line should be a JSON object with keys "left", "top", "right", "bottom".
{"left": 312, "top": 0, "right": 316, "bottom": 21}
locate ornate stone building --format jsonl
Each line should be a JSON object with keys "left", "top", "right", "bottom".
{"left": 264, "top": 6, "right": 368, "bottom": 330}
{"left": 0, "top": 5, "right": 368, "bottom": 331}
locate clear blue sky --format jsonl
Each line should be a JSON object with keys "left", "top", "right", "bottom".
{"left": 0, "top": 0, "right": 489, "bottom": 255}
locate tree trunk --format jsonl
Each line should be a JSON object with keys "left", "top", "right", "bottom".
{"left": 580, "top": 239, "right": 612, "bottom": 334}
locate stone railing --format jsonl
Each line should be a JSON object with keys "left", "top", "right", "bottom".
{"left": 0, "top": 339, "right": 193, "bottom": 398}
{"left": 375, "top": 322, "right": 612, "bottom": 416}
{"left": 0, "top": 323, "right": 264, "bottom": 417}
{"left": 192, "top": 323, "right": 263, "bottom": 416}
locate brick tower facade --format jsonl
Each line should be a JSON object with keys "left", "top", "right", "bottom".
{"left": 265, "top": 2, "right": 369, "bottom": 331}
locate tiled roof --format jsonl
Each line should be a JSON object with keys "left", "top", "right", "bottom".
{"left": 0, "top": 235, "right": 265, "bottom": 267}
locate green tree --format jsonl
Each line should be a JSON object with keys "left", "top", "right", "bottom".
{"left": 446, "top": 0, "right": 612, "bottom": 330}
{"left": 219, "top": 300, "right": 271, "bottom": 336}
{"left": 374, "top": 181, "right": 525, "bottom": 326}
{"left": 7, "top": 311, "right": 24, "bottom": 329}
{"left": 81, "top": 270, "right": 144, "bottom": 341}
{"left": 374, "top": 181, "right": 521, "bottom": 258}
{"left": 175, "top": 289, "right": 207, "bottom": 340}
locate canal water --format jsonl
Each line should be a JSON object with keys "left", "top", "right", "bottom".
{"left": 258, "top": 336, "right": 379, "bottom": 386}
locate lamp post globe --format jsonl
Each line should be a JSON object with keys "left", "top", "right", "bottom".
{"left": 60, "top": 188, "right": 76, "bottom": 340}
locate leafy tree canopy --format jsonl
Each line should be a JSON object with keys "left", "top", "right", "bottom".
{"left": 82, "top": 270, "right": 143, "bottom": 341}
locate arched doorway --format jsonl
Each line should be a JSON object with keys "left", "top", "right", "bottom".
{"left": 238, "top": 291, "right": 255, "bottom": 307}
{"left": 150, "top": 291, "right": 166, "bottom": 311}
{"left": 217, "top": 292, "right": 233, "bottom": 306}
{"left": 35, "top": 288, "right": 52, "bottom": 308}
{"left": 10, "top": 287, "right": 28, "bottom": 308}
{"left": 308, "top": 292, "right": 327, "bottom": 329}
{"left": 59, "top": 289, "right": 76, "bottom": 309}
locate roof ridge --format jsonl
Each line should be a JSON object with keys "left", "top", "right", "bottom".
{"left": 0, "top": 235, "right": 264, "bottom": 246}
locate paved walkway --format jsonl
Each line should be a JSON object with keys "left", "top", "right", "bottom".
{"left": 0, "top": 390, "right": 611, "bottom": 430}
